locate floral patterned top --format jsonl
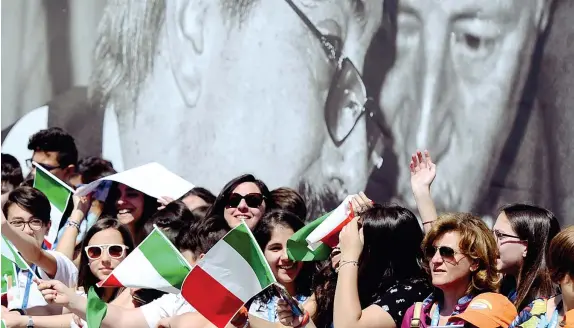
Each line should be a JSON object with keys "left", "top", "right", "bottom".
{"left": 373, "top": 277, "right": 433, "bottom": 325}
{"left": 509, "top": 297, "right": 564, "bottom": 328}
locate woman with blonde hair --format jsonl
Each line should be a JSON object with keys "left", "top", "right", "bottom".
{"left": 401, "top": 212, "right": 500, "bottom": 327}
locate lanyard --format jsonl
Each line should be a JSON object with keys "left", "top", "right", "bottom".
{"left": 20, "top": 265, "right": 36, "bottom": 310}
{"left": 544, "top": 301, "right": 562, "bottom": 328}
{"left": 431, "top": 295, "right": 473, "bottom": 326}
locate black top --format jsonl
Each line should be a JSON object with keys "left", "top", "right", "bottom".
{"left": 373, "top": 277, "right": 432, "bottom": 326}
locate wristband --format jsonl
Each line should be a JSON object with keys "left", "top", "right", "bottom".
{"left": 422, "top": 221, "right": 435, "bottom": 226}
{"left": 294, "top": 311, "right": 310, "bottom": 328}
{"left": 66, "top": 220, "right": 81, "bottom": 231}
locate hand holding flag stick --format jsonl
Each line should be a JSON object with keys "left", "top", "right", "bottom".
{"left": 287, "top": 192, "right": 373, "bottom": 262}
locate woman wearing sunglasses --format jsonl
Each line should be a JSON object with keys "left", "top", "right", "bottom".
{"left": 493, "top": 204, "right": 561, "bottom": 311}
{"left": 206, "top": 174, "right": 274, "bottom": 230}
{"left": 2, "top": 217, "right": 135, "bottom": 327}
{"left": 410, "top": 150, "right": 561, "bottom": 311}
{"left": 401, "top": 213, "right": 500, "bottom": 328}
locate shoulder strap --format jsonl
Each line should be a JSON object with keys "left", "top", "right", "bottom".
{"left": 410, "top": 302, "right": 423, "bottom": 328}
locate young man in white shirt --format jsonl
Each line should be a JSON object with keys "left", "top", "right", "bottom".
{"left": 1, "top": 186, "right": 78, "bottom": 317}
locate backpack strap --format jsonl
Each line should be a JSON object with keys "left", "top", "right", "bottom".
{"left": 410, "top": 302, "right": 423, "bottom": 328}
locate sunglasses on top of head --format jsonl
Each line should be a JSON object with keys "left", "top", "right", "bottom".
{"left": 424, "top": 245, "right": 462, "bottom": 262}
{"left": 85, "top": 244, "right": 129, "bottom": 260}
{"left": 226, "top": 193, "right": 265, "bottom": 208}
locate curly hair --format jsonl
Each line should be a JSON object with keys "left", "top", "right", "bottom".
{"left": 422, "top": 213, "right": 500, "bottom": 295}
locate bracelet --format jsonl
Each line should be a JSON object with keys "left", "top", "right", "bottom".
{"left": 335, "top": 260, "right": 358, "bottom": 273}
{"left": 294, "top": 311, "right": 310, "bottom": 328}
{"left": 422, "top": 220, "right": 435, "bottom": 225}
{"left": 66, "top": 220, "right": 81, "bottom": 231}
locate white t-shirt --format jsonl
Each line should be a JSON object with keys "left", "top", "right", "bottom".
{"left": 7, "top": 250, "right": 78, "bottom": 315}
{"left": 140, "top": 293, "right": 196, "bottom": 328}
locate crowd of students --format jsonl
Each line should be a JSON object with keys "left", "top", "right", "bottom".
{"left": 1, "top": 127, "right": 573, "bottom": 328}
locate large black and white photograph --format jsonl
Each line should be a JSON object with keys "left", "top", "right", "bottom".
{"left": 3, "top": 0, "right": 573, "bottom": 224}
{"left": 2, "top": 1, "right": 574, "bottom": 328}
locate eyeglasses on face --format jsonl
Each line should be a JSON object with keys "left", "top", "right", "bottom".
{"left": 226, "top": 193, "right": 265, "bottom": 208}
{"left": 493, "top": 229, "right": 523, "bottom": 241}
{"left": 85, "top": 244, "right": 129, "bottom": 260}
{"left": 9, "top": 218, "right": 44, "bottom": 231}
{"left": 26, "top": 159, "right": 62, "bottom": 172}
{"left": 425, "top": 245, "right": 462, "bottom": 262}
{"left": 283, "top": 0, "right": 387, "bottom": 147}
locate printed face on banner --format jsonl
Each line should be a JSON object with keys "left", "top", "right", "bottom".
{"left": 380, "top": 0, "right": 547, "bottom": 212}
{"left": 111, "top": 0, "right": 383, "bottom": 218}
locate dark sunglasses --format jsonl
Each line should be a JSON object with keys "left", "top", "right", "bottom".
{"left": 85, "top": 244, "right": 129, "bottom": 260}
{"left": 226, "top": 193, "right": 264, "bottom": 208}
{"left": 425, "top": 245, "right": 461, "bottom": 261}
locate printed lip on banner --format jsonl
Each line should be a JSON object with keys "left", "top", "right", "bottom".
{"left": 75, "top": 162, "right": 195, "bottom": 200}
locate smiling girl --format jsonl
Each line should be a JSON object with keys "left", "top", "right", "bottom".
{"left": 249, "top": 209, "right": 314, "bottom": 322}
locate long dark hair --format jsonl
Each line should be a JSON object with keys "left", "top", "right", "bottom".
{"left": 313, "top": 204, "right": 426, "bottom": 328}
{"left": 102, "top": 182, "right": 157, "bottom": 240}
{"left": 77, "top": 216, "right": 134, "bottom": 299}
{"left": 252, "top": 209, "right": 314, "bottom": 304}
{"left": 205, "top": 174, "right": 274, "bottom": 225}
{"left": 499, "top": 204, "right": 561, "bottom": 310}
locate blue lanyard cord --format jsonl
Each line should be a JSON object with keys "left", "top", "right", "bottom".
{"left": 431, "top": 295, "right": 474, "bottom": 326}
{"left": 546, "top": 301, "right": 562, "bottom": 328}
{"left": 21, "top": 265, "right": 36, "bottom": 310}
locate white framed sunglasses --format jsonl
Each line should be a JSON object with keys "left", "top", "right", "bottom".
{"left": 84, "top": 244, "right": 129, "bottom": 260}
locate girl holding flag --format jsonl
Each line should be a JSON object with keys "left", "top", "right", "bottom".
{"left": 249, "top": 209, "right": 315, "bottom": 323}
{"left": 2, "top": 217, "right": 135, "bottom": 327}
{"left": 277, "top": 195, "right": 432, "bottom": 328}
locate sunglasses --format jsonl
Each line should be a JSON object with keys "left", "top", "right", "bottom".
{"left": 425, "top": 245, "right": 461, "bottom": 261}
{"left": 226, "top": 193, "right": 264, "bottom": 208}
{"left": 85, "top": 244, "right": 129, "bottom": 260}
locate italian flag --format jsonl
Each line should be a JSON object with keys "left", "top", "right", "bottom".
{"left": 287, "top": 195, "right": 355, "bottom": 261}
{"left": 33, "top": 162, "right": 73, "bottom": 248}
{"left": 181, "top": 221, "right": 276, "bottom": 328}
{"left": 1, "top": 235, "right": 31, "bottom": 294}
{"left": 97, "top": 227, "right": 191, "bottom": 293}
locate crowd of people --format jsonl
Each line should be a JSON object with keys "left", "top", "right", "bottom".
{"left": 1, "top": 127, "right": 573, "bottom": 328}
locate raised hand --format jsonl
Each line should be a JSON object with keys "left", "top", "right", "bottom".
{"left": 72, "top": 194, "right": 92, "bottom": 219}
{"left": 410, "top": 150, "right": 436, "bottom": 192}
{"left": 157, "top": 196, "right": 175, "bottom": 210}
{"left": 349, "top": 192, "right": 373, "bottom": 215}
{"left": 339, "top": 217, "right": 363, "bottom": 262}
